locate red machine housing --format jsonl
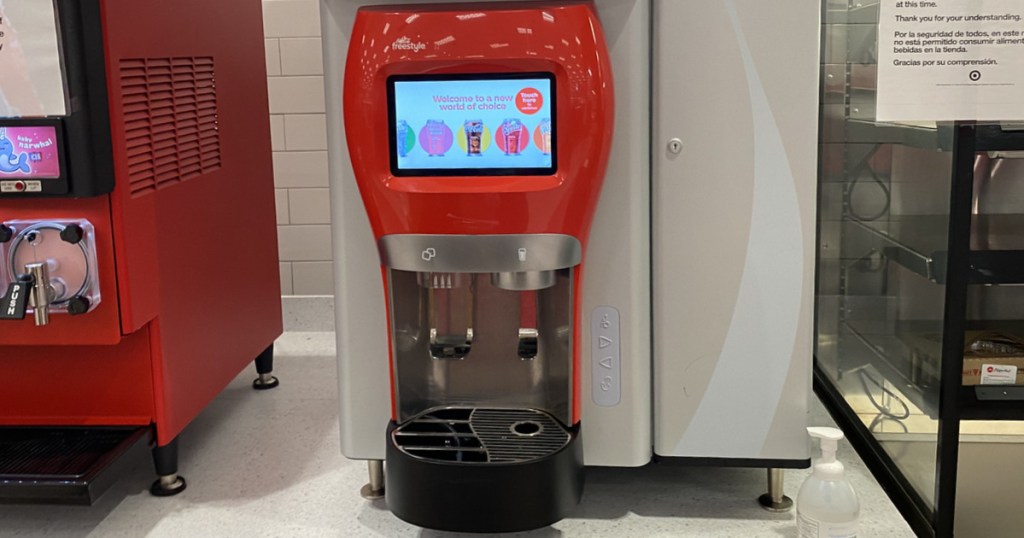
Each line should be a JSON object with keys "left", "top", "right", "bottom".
{"left": 0, "top": 0, "right": 281, "bottom": 502}
{"left": 344, "top": 1, "right": 614, "bottom": 424}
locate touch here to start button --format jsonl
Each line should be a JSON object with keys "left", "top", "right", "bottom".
{"left": 0, "top": 180, "right": 42, "bottom": 193}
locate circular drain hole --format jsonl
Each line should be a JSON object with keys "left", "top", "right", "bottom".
{"left": 510, "top": 421, "right": 544, "bottom": 437}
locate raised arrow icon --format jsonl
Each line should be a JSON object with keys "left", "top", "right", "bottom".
{"left": 600, "top": 357, "right": 613, "bottom": 369}
{"left": 598, "top": 336, "right": 613, "bottom": 349}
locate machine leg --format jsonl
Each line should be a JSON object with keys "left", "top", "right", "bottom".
{"left": 758, "top": 468, "right": 793, "bottom": 512}
{"left": 252, "top": 344, "right": 280, "bottom": 390}
{"left": 149, "top": 436, "right": 187, "bottom": 497}
{"left": 360, "top": 459, "right": 385, "bottom": 500}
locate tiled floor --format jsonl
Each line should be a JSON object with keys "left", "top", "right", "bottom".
{"left": 0, "top": 332, "right": 915, "bottom": 537}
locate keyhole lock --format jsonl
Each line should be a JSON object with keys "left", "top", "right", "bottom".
{"left": 667, "top": 138, "right": 683, "bottom": 154}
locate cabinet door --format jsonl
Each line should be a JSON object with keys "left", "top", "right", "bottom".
{"left": 652, "top": 0, "right": 818, "bottom": 460}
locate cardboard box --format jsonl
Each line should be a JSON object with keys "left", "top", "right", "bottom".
{"left": 961, "top": 331, "right": 1024, "bottom": 385}
{"left": 899, "top": 330, "right": 1024, "bottom": 385}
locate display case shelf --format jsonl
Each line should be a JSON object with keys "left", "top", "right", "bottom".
{"left": 843, "top": 320, "right": 1024, "bottom": 422}
{"left": 845, "top": 119, "right": 953, "bottom": 151}
{"left": 842, "top": 321, "right": 940, "bottom": 419}
{"left": 844, "top": 120, "right": 1024, "bottom": 153}
{"left": 960, "top": 386, "right": 1024, "bottom": 421}
{"left": 847, "top": 216, "right": 1024, "bottom": 285}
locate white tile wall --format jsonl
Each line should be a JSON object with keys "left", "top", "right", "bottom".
{"left": 264, "top": 0, "right": 334, "bottom": 295}
{"left": 288, "top": 188, "right": 331, "bottom": 225}
{"left": 270, "top": 115, "right": 285, "bottom": 150}
{"left": 268, "top": 77, "right": 326, "bottom": 114}
{"left": 272, "top": 151, "right": 330, "bottom": 188}
{"left": 280, "top": 38, "right": 325, "bottom": 76}
{"left": 292, "top": 262, "right": 336, "bottom": 295}
{"left": 279, "top": 262, "right": 294, "bottom": 295}
{"left": 274, "top": 189, "right": 290, "bottom": 224}
{"left": 278, "top": 225, "right": 333, "bottom": 262}
{"left": 284, "top": 115, "right": 328, "bottom": 151}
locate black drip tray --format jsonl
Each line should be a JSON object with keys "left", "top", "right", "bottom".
{"left": 0, "top": 427, "right": 149, "bottom": 505}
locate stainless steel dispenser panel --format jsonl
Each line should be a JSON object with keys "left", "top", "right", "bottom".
{"left": 379, "top": 234, "right": 581, "bottom": 274}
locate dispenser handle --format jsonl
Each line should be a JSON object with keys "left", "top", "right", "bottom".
{"left": 0, "top": 274, "right": 35, "bottom": 320}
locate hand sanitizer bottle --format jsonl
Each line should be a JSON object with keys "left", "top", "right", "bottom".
{"left": 796, "top": 427, "right": 860, "bottom": 538}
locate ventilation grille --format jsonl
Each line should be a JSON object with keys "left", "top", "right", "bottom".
{"left": 392, "top": 407, "right": 571, "bottom": 464}
{"left": 120, "top": 57, "right": 221, "bottom": 197}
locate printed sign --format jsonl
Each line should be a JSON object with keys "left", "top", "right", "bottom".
{"left": 980, "top": 363, "right": 1018, "bottom": 385}
{"left": 0, "top": 126, "right": 60, "bottom": 178}
{"left": 390, "top": 76, "right": 554, "bottom": 173}
{"left": 877, "top": 0, "right": 1024, "bottom": 121}
{"left": 0, "top": 0, "right": 67, "bottom": 118}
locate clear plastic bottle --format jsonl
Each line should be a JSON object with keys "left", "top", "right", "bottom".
{"left": 796, "top": 427, "right": 860, "bottom": 538}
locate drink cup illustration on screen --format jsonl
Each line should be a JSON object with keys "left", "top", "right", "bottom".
{"left": 501, "top": 119, "right": 523, "bottom": 156}
{"left": 465, "top": 120, "right": 484, "bottom": 156}
{"left": 397, "top": 120, "right": 411, "bottom": 157}
{"left": 539, "top": 119, "right": 552, "bottom": 155}
{"left": 426, "top": 120, "right": 447, "bottom": 156}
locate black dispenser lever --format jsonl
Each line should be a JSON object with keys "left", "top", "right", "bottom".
{"left": 0, "top": 274, "right": 35, "bottom": 320}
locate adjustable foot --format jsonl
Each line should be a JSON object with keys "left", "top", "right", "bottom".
{"left": 360, "top": 459, "right": 385, "bottom": 500}
{"left": 150, "top": 437, "right": 187, "bottom": 497}
{"left": 150, "top": 474, "right": 187, "bottom": 497}
{"left": 252, "top": 344, "right": 279, "bottom": 390}
{"left": 758, "top": 468, "right": 793, "bottom": 512}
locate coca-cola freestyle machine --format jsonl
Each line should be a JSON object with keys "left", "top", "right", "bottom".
{"left": 0, "top": 0, "right": 282, "bottom": 502}
{"left": 326, "top": 0, "right": 821, "bottom": 533}
{"left": 341, "top": 3, "right": 612, "bottom": 532}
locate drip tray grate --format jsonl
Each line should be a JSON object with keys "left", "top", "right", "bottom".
{"left": 0, "top": 427, "right": 149, "bottom": 504}
{"left": 392, "top": 407, "right": 570, "bottom": 464}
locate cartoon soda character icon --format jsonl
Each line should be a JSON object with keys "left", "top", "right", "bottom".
{"left": 426, "top": 120, "right": 447, "bottom": 156}
{"left": 501, "top": 119, "right": 523, "bottom": 155}
{"left": 465, "top": 120, "right": 484, "bottom": 156}
{"left": 397, "top": 120, "right": 411, "bottom": 157}
{"left": 539, "top": 118, "right": 552, "bottom": 154}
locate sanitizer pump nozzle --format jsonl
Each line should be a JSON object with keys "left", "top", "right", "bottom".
{"left": 808, "top": 427, "right": 844, "bottom": 477}
{"left": 797, "top": 427, "right": 860, "bottom": 538}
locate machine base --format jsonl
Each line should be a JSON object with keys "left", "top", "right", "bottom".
{"left": 0, "top": 427, "right": 148, "bottom": 505}
{"left": 385, "top": 411, "right": 583, "bottom": 533}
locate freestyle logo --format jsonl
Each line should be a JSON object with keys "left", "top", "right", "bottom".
{"left": 392, "top": 36, "right": 426, "bottom": 52}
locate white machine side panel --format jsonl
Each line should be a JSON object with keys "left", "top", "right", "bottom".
{"left": 323, "top": 0, "right": 391, "bottom": 460}
{"left": 325, "top": 0, "right": 652, "bottom": 464}
{"left": 581, "top": 0, "right": 652, "bottom": 467}
{"left": 652, "top": 0, "right": 819, "bottom": 460}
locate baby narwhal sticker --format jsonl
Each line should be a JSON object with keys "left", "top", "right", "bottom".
{"left": 0, "top": 128, "right": 31, "bottom": 175}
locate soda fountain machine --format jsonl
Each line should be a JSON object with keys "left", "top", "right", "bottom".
{"left": 340, "top": 3, "right": 612, "bottom": 531}
{"left": 0, "top": 0, "right": 282, "bottom": 503}
{"left": 323, "top": 0, "right": 820, "bottom": 532}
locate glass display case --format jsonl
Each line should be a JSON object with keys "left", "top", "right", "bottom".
{"left": 816, "top": 2, "right": 1024, "bottom": 537}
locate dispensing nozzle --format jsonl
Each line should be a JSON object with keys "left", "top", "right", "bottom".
{"left": 25, "top": 262, "right": 53, "bottom": 326}
{"left": 429, "top": 327, "right": 474, "bottom": 360}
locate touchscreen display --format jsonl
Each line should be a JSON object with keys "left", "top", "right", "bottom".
{"left": 389, "top": 73, "right": 556, "bottom": 176}
{"left": 0, "top": 126, "right": 60, "bottom": 178}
